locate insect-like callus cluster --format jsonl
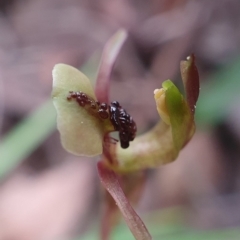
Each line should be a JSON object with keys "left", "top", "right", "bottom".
{"left": 67, "top": 91, "right": 137, "bottom": 149}
{"left": 67, "top": 91, "right": 109, "bottom": 118}
{"left": 109, "top": 101, "right": 136, "bottom": 149}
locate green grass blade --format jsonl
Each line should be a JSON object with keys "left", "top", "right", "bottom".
{"left": 0, "top": 100, "right": 56, "bottom": 178}
{"left": 75, "top": 224, "right": 240, "bottom": 240}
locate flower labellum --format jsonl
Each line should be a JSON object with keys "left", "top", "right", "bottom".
{"left": 52, "top": 64, "right": 113, "bottom": 156}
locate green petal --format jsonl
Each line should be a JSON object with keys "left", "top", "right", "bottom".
{"left": 52, "top": 64, "right": 104, "bottom": 156}
{"left": 110, "top": 80, "right": 195, "bottom": 172}
{"left": 163, "top": 80, "right": 195, "bottom": 152}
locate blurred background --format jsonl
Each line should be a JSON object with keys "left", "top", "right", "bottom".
{"left": 1, "top": 0, "right": 240, "bottom": 239}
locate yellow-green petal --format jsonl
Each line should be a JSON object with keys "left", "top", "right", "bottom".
{"left": 52, "top": 64, "right": 104, "bottom": 156}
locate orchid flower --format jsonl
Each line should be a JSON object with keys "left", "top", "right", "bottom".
{"left": 52, "top": 29, "right": 199, "bottom": 240}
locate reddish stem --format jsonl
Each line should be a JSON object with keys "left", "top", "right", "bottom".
{"left": 97, "top": 161, "right": 152, "bottom": 240}
{"left": 95, "top": 29, "right": 127, "bottom": 103}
